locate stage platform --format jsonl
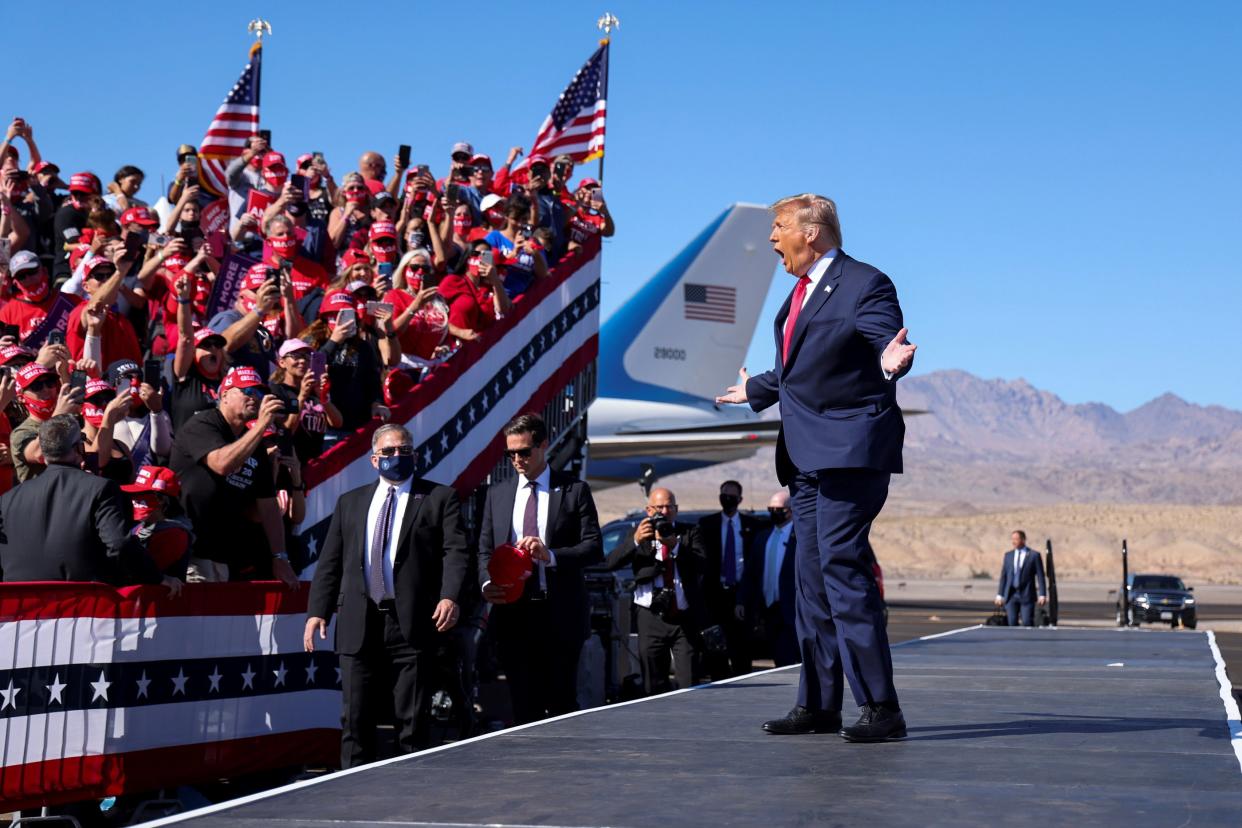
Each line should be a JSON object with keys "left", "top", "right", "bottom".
{"left": 144, "top": 626, "right": 1242, "bottom": 827}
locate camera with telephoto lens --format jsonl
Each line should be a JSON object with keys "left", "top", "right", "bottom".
{"left": 647, "top": 514, "right": 675, "bottom": 538}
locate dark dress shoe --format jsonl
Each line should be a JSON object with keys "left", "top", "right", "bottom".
{"left": 840, "top": 704, "right": 907, "bottom": 742}
{"left": 763, "top": 706, "right": 842, "bottom": 735}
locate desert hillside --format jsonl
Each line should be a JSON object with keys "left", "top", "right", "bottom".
{"left": 592, "top": 371, "right": 1242, "bottom": 583}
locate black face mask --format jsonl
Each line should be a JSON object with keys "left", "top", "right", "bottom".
{"left": 377, "top": 453, "right": 415, "bottom": 482}
{"left": 719, "top": 494, "right": 740, "bottom": 514}
{"left": 768, "top": 508, "right": 790, "bottom": 523}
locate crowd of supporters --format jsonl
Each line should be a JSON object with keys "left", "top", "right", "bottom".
{"left": 0, "top": 116, "right": 615, "bottom": 582}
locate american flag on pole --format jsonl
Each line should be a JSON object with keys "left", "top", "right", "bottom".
{"left": 0, "top": 582, "right": 338, "bottom": 811}
{"left": 683, "top": 283, "right": 737, "bottom": 324}
{"left": 197, "top": 42, "right": 262, "bottom": 197}
{"left": 526, "top": 41, "right": 609, "bottom": 163}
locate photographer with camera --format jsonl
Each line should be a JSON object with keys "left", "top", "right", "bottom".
{"left": 606, "top": 487, "right": 713, "bottom": 695}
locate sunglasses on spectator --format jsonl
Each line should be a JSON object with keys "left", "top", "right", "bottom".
{"left": 375, "top": 445, "right": 414, "bottom": 457}
{"left": 14, "top": 268, "right": 41, "bottom": 281}
{"left": 237, "top": 387, "right": 265, "bottom": 399}
{"left": 25, "top": 378, "right": 59, "bottom": 393}
{"left": 504, "top": 447, "right": 535, "bottom": 458}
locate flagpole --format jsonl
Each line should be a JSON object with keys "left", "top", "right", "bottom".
{"left": 596, "top": 13, "right": 618, "bottom": 184}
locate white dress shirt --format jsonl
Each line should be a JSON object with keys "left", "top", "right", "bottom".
{"left": 364, "top": 476, "right": 413, "bottom": 601}
{"left": 799, "top": 250, "right": 836, "bottom": 309}
{"left": 720, "top": 512, "right": 745, "bottom": 585}
{"left": 633, "top": 540, "right": 689, "bottom": 611}
{"left": 763, "top": 522, "right": 794, "bottom": 606}
{"left": 510, "top": 465, "right": 556, "bottom": 589}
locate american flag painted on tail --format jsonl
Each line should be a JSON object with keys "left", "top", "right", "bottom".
{"left": 526, "top": 42, "right": 608, "bottom": 164}
{"left": 197, "top": 43, "right": 262, "bottom": 197}
{"left": 0, "top": 582, "right": 338, "bottom": 811}
{"left": 683, "top": 283, "right": 737, "bottom": 324}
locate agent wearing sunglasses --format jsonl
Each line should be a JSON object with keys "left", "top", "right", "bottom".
{"left": 306, "top": 422, "right": 469, "bottom": 768}
{"left": 476, "top": 412, "right": 603, "bottom": 725}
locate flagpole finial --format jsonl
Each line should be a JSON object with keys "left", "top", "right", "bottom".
{"left": 247, "top": 19, "right": 272, "bottom": 42}
{"left": 597, "top": 12, "right": 619, "bottom": 42}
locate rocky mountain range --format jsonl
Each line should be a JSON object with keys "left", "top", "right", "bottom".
{"left": 892, "top": 371, "right": 1242, "bottom": 507}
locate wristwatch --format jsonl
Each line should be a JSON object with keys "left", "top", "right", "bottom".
{"left": 272, "top": 552, "right": 290, "bottom": 562}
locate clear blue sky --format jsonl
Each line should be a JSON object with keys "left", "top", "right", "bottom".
{"left": 8, "top": 1, "right": 1239, "bottom": 410}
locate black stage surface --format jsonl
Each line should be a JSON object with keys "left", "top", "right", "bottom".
{"left": 145, "top": 626, "right": 1242, "bottom": 828}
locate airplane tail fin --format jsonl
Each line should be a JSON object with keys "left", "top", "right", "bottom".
{"left": 599, "top": 203, "right": 776, "bottom": 404}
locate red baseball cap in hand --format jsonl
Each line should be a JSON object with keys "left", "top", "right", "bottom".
{"left": 487, "top": 544, "right": 533, "bottom": 603}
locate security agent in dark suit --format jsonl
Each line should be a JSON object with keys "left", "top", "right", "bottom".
{"left": 696, "top": 479, "right": 761, "bottom": 678}
{"left": 740, "top": 491, "right": 799, "bottom": 667}
{"left": 718, "top": 194, "right": 918, "bottom": 742}
{"left": 305, "top": 423, "right": 470, "bottom": 768}
{"left": 478, "top": 413, "right": 603, "bottom": 725}
{"left": 0, "top": 415, "right": 176, "bottom": 593}
{"left": 607, "top": 487, "right": 711, "bottom": 695}
{"left": 994, "top": 530, "right": 1047, "bottom": 627}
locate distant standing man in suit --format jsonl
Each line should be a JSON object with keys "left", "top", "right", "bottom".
{"left": 697, "top": 480, "right": 760, "bottom": 678}
{"left": 717, "top": 194, "right": 917, "bottom": 742}
{"left": 305, "top": 423, "right": 470, "bottom": 768}
{"left": 741, "top": 491, "right": 799, "bottom": 667}
{"left": 607, "top": 487, "right": 710, "bottom": 694}
{"left": 994, "top": 530, "right": 1047, "bottom": 627}
{"left": 478, "top": 413, "right": 603, "bottom": 724}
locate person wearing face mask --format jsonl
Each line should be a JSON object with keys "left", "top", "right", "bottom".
{"left": 270, "top": 337, "right": 343, "bottom": 465}
{"left": 0, "top": 251, "right": 74, "bottom": 334}
{"left": 224, "top": 135, "right": 273, "bottom": 233}
{"left": 79, "top": 378, "right": 137, "bottom": 485}
{"left": 436, "top": 238, "right": 511, "bottom": 342}
{"left": 121, "top": 465, "right": 194, "bottom": 581}
{"left": 0, "top": 415, "right": 173, "bottom": 592}
{"left": 566, "top": 179, "right": 615, "bottom": 256}
{"left": 328, "top": 172, "right": 373, "bottom": 254}
{"left": 305, "top": 423, "right": 469, "bottom": 767}
{"left": 9, "top": 360, "right": 83, "bottom": 483}
{"left": 262, "top": 214, "right": 328, "bottom": 300}
{"left": 365, "top": 221, "right": 400, "bottom": 281}
{"left": 742, "top": 492, "right": 799, "bottom": 669}
{"left": 697, "top": 479, "right": 760, "bottom": 679}
{"left": 169, "top": 366, "right": 298, "bottom": 587}
{"left": 52, "top": 172, "right": 102, "bottom": 282}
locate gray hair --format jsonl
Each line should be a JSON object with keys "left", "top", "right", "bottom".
{"left": 39, "top": 415, "right": 82, "bottom": 463}
{"left": 264, "top": 213, "right": 294, "bottom": 237}
{"left": 770, "top": 193, "right": 843, "bottom": 249}
{"left": 371, "top": 423, "right": 413, "bottom": 452}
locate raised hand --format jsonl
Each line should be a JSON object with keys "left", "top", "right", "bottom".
{"left": 715, "top": 367, "right": 750, "bottom": 405}
{"left": 881, "top": 327, "right": 917, "bottom": 376}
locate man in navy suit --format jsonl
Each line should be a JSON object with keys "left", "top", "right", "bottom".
{"left": 994, "top": 530, "right": 1047, "bottom": 627}
{"left": 718, "top": 193, "right": 916, "bottom": 743}
{"left": 740, "top": 491, "right": 799, "bottom": 666}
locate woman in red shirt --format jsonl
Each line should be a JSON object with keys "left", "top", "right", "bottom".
{"left": 435, "top": 238, "right": 510, "bottom": 343}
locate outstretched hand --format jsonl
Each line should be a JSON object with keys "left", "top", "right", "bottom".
{"left": 881, "top": 328, "right": 917, "bottom": 376}
{"left": 715, "top": 367, "right": 750, "bottom": 405}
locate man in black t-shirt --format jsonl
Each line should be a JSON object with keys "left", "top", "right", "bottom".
{"left": 169, "top": 365, "right": 298, "bottom": 588}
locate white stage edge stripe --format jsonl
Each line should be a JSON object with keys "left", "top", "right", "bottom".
{"left": 1, "top": 614, "right": 318, "bottom": 668}
{"left": 1206, "top": 630, "right": 1242, "bottom": 775}
{"left": 2, "top": 690, "right": 340, "bottom": 767}
{"left": 140, "top": 625, "right": 985, "bottom": 826}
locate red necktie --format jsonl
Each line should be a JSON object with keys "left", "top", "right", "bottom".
{"left": 782, "top": 276, "right": 812, "bottom": 362}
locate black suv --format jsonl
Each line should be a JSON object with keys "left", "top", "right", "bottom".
{"left": 1117, "top": 573, "right": 1197, "bottom": 629}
